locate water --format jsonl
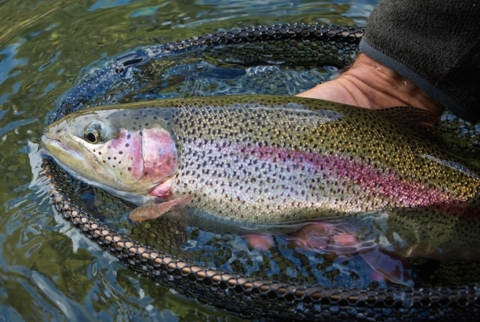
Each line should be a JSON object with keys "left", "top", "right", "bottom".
{"left": 0, "top": 1, "right": 376, "bottom": 320}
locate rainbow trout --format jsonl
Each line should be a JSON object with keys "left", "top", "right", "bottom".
{"left": 41, "top": 95, "right": 480, "bottom": 262}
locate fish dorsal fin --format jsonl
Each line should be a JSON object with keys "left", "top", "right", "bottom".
{"left": 374, "top": 106, "right": 442, "bottom": 141}
{"left": 375, "top": 106, "right": 437, "bottom": 128}
{"left": 374, "top": 108, "right": 480, "bottom": 171}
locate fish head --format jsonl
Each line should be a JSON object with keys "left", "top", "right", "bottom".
{"left": 42, "top": 107, "right": 178, "bottom": 204}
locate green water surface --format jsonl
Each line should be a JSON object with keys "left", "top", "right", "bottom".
{"left": 0, "top": 0, "right": 376, "bottom": 320}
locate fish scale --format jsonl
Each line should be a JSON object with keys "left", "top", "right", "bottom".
{"left": 157, "top": 97, "right": 480, "bottom": 223}
{"left": 169, "top": 105, "right": 367, "bottom": 222}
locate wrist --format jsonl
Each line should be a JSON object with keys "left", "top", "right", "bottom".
{"left": 297, "top": 54, "right": 445, "bottom": 119}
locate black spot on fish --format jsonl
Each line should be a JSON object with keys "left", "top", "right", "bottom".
{"left": 127, "top": 134, "right": 131, "bottom": 139}
{"left": 128, "top": 167, "right": 131, "bottom": 171}
{"left": 119, "top": 151, "right": 123, "bottom": 154}
{"left": 125, "top": 143, "right": 129, "bottom": 147}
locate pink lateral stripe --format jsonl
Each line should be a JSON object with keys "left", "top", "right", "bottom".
{"left": 236, "top": 144, "right": 466, "bottom": 208}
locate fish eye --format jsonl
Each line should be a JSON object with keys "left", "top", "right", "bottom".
{"left": 84, "top": 121, "right": 106, "bottom": 144}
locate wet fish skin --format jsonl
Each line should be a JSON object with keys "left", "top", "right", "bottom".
{"left": 42, "top": 95, "right": 480, "bottom": 225}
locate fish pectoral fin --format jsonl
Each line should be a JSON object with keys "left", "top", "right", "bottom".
{"left": 129, "top": 195, "right": 193, "bottom": 222}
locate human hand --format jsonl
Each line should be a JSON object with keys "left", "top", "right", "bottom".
{"left": 297, "top": 54, "right": 444, "bottom": 120}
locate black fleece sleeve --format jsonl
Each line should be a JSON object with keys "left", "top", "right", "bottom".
{"left": 360, "top": 0, "right": 480, "bottom": 122}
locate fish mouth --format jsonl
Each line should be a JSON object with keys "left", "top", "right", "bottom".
{"left": 41, "top": 133, "right": 84, "bottom": 163}
{"left": 41, "top": 132, "right": 65, "bottom": 152}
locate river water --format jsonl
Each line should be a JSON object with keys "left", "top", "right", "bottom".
{"left": 0, "top": 0, "right": 376, "bottom": 320}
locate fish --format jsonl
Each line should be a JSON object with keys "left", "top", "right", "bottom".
{"left": 41, "top": 95, "right": 480, "bottom": 267}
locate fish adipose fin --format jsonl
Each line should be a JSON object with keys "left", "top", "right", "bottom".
{"left": 129, "top": 195, "right": 194, "bottom": 222}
